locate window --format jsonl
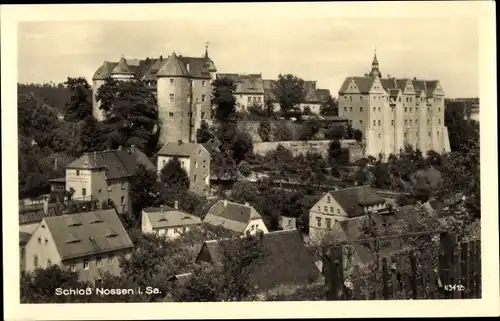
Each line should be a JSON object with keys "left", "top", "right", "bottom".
{"left": 405, "top": 107, "right": 408, "bottom": 112}
{"left": 373, "top": 120, "right": 376, "bottom": 126}
{"left": 391, "top": 120, "right": 394, "bottom": 126}
{"left": 410, "top": 107, "right": 412, "bottom": 112}
{"left": 182, "top": 227, "right": 187, "bottom": 233}
{"left": 46, "top": 259, "right": 51, "bottom": 267}
{"left": 416, "top": 107, "right": 419, "bottom": 111}
{"left": 317, "top": 206, "right": 320, "bottom": 211}
{"left": 398, "top": 97, "right": 402, "bottom": 102}
{"left": 21, "top": 248, "right": 25, "bottom": 259}
{"left": 82, "top": 188, "right": 86, "bottom": 196}
{"left": 34, "top": 255, "right": 38, "bottom": 268}
{"left": 121, "top": 196, "right": 125, "bottom": 205}
{"left": 169, "top": 94, "right": 174, "bottom": 102}
{"left": 438, "top": 108, "right": 441, "bottom": 112}
{"left": 428, "top": 132, "right": 431, "bottom": 137}
{"left": 44, "top": 238, "right": 48, "bottom": 246}
{"left": 98, "top": 189, "right": 102, "bottom": 194}
{"left": 437, "top": 131, "right": 440, "bottom": 136}
{"left": 416, "top": 119, "right": 418, "bottom": 124}
{"left": 174, "top": 228, "right": 179, "bottom": 234}
{"left": 107, "top": 185, "right": 112, "bottom": 192}
{"left": 409, "top": 119, "right": 412, "bottom": 125}
{"left": 405, "top": 120, "right": 407, "bottom": 125}
{"left": 201, "top": 112, "right": 205, "bottom": 119}
{"left": 248, "top": 97, "right": 251, "bottom": 103}
{"left": 121, "top": 182, "right": 125, "bottom": 190}
{"left": 404, "top": 132, "right": 407, "bottom": 138}
{"left": 169, "top": 112, "right": 174, "bottom": 117}
{"left": 438, "top": 119, "right": 441, "bottom": 125}
{"left": 378, "top": 133, "right": 381, "bottom": 138}
{"left": 378, "top": 120, "right": 381, "bottom": 126}
{"left": 37, "top": 237, "right": 41, "bottom": 244}
{"left": 326, "top": 219, "right": 332, "bottom": 229}
{"left": 373, "top": 107, "right": 376, "bottom": 112}
{"left": 202, "top": 80, "right": 206, "bottom": 86}
{"left": 70, "top": 264, "right": 75, "bottom": 272}
{"left": 96, "top": 257, "right": 102, "bottom": 267}
{"left": 378, "top": 107, "right": 381, "bottom": 112}
{"left": 194, "top": 175, "right": 197, "bottom": 182}
{"left": 330, "top": 207, "right": 334, "bottom": 213}
{"left": 316, "top": 217, "right": 322, "bottom": 227}
{"left": 83, "top": 260, "right": 89, "bottom": 270}
{"left": 196, "top": 97, "right": 199, "bottom": 103}
{"left": 76, "top": 170, "right": 80, "bottom": 176}
{"left": 359, "top": 120, "right": 363, "bottom": 124}
{"left": 360, "top": 107, "right": 363, "bottom": 112}
{"left": 349, "top": 107, "right": 353, "bottom": 112}
{"left": 323, "top": 206, "right": 328, "bottom": 212}
{"left": 108, "top": 256, "right": 113, "bottom": 264}
{"left": 344, "top": 107, "right": 347, "bottom": 112}
{"left": 202, "top": 95, "right": 206, "bottom": 102}
{"left": 337, "top": 209, "right": 340, "bottom": 214}
{"left": 170, "top": 78, "right": 174, "bottom": 84}
{"left": 349, "top": 96, "right": 352, "bottom": 101}
{"left": 326, "top": 196, "right": 330, "bottom": 203}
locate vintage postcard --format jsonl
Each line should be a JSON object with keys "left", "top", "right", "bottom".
{"left": 1, "top": 1, "right": 498, "bottom": 320}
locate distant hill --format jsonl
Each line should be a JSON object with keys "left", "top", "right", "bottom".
{"left": 17, "top": 82, "right": 71, "bottom": 115}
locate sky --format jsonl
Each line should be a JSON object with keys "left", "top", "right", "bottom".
{"left": 17, "top": 6, "right": 479, "bottom": 98}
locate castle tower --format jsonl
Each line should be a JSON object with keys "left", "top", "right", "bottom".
{"left": 203, "top": 42, "right": 217, "bottom": 81}
{"left": 92, "top": 61, "right": 113, "bottom": 121}
{"left": 156, "top": 52, "right": 192, "bottom": 145}
{"left": 111, "top": 56, "right": 135, "bottom": 81}
{"left": 368, "top": 48, "right": 381, "bottom": 78}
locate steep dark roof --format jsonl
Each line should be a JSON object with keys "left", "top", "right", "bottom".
{"left": 217, "top": 73, "right": 264, "bottom": 94}
{"left": 338, "top": 77, "right": 376, "bottom": 94}
{"left": 142, "top": 207, "right": 202, "bottom": 229}
{"left": 178, "top": 56, "right": 212, "bottom": 79}
{"left": 316, "top": 89, "right": 331, "bottom": 103}
{"left": 19, "top": 203, "right": 62, "bottom": 225}
{"left": 303, "top": 81, "right": 320, "bottom": 103}
{"left": 340, "top": 76, "right": 440, "bottom": 97}
{"left": 197, "top": 230, "right": 320, "bottom": 290}
{"left": 93, "top": 61, "right": 115, "bottom": 80}
{"left": 329, "top": 186, "right": 386, "bottom": 218}
{"left": 157, "top": 142, "right": 209, "bottom": 157}
{"left": 157, "top": 52, "right": 189, "bottom": 77}
{"left": 43, "top": 209, "right": 133, "bottom": 261}
{"left": 111, "top": 57, "right": 134, "bottom": 75}
{"left": 66, "top": 146, "right": 155, "bottom": 180}
{"left": 19, "top": 232, "right": 32, "bottom": 245}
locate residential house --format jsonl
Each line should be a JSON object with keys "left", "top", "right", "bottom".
{"left": 308, "top": 185, "right": 388, "bottom": 244}
{"left": 19, "top": 232, "right": 32, "bottom": 274}
{"left": 157, "top": 141, "right": 212, "bottom": 196}
{"left": 263, "top": 79, "right": 328, "bottom": 115}
{"left": 195, "top": 230, "right": 320, "bottom": 295}
{"left": 141, "top": 201, "right": 202, "bottom": 239}
{"left": 203, "top": 200, "right": 269, "bottom": 235}
{"left": 23, "top": 209, "right": 133, "bottom": 284}
{"left": 217, "top": 73, "right": 265, "bottom": 112}
{"left": 65, "top": 145, "right": 156, "bottom": 214}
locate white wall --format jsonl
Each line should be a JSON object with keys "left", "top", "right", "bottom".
{"left": 66, "top": 169, "right": 92, "bottom": 200}
{"left": 243, "top": 218, "right": 269, "bottom": 235}
{"left": 157, "top": 156, "right": 191, "bottom": 176}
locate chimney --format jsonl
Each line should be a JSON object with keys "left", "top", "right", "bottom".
{"left": 244, "top": 201, "right": 249, "bottom": 207}
{"left": 118, "top": 146, "right": 122, "bottom": 150}
{"left": 174, "top": 200, "right": 179, "bottom": 209}
{"left": 413, "top": 77, "right": 417, "bottom": 80}
{"left": 160, "top": 55, "right": 163, "bottom": 60}
{"left": 43, "top": 196, "right": 49, "bottom": 215}
{"left": 223, "top": 200, "right": 228, "bottom": 207}
{"left": 186, "top": 63, "right": 190, "bottom": 72}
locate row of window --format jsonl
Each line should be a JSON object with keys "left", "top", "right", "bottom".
{"left": 155, "top": 226, "right": 188, "bottom": 235}
{"left": 343, "top": 95, "right": 432, "bottom": 103}
{"left": 166, "top": 112, "right": 207, "bottom": 119}
{"left": 146, "top": 79, "right": 208, "bottom": 87}
{"left": 247, "top": 96, "right": 263, "bottom": 104}
{"left": 316, "top": 205, "right": 341, "bottom": 215}
{"left": 343, "top": 105, "right": 441, "bottom": 114}
{"left": 33, "top": 255, "right": 114, "bottom": 270}
{"left": 169, "top": 94, "right": 207, "bottom": 103}
{"left": 374, "top": 131, "right": 441, "bottom": 139}
{"left": 369, "top": 118, "right": 441, "bottom": 127}
{"left": 316, "top": 217, "right": 335, "bottom": 229}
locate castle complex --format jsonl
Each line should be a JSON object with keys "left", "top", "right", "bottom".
{"left": 338, "top": 52, "right": 451, "bottom": 158}
{"left": 92, "top": 46, "right": 216, "bottom": 144}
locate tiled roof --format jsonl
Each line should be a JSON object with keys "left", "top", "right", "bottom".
{"left": 338, "top": 77, "right": 376, "bottom": 94}
{"left": 203, "top": 200, "right": 262, "bottom": 233}
{"left": 157, "top": 52, "right": 189, "bottom": 77}
{"left": 19, "top": 203, "right": 62, "bottom": 225}
{"left": 198, "top": 230, "right": 320, "bottom": 290}
{"left": 217, "top": 73, "right": 264, "bottom": 94}
{"left": 263, "top": 79, "right": 277, "bottom": 101}
{"left": 157, "top": 142, "right": 209, "bottom": 157}
{"left": 20, "top": 232, "right": 32, "bottom": 245}
{"left": 178, "top": 56, "right": 212, "bottom": 79}
{"left": 111, "top": 57, "right": 134, "bottom": 75}
{"left": 328, "top": 186, "right": 386, "bottom": 218}
{"left": 142, "top": 207, "right": 202, "bottom": 229}
{"left": 316, "top": 89, "right": 331, "bottom": 103}
{"left": 303, "top": 81, "right": 320, "bottom": 103}
{"left": 66, "top": 146, "right": 155, "bottom": 180}
{"left": 93, "top": 61, "right": 115, "bottom": 80}
{"left": 340, "top": 76, "right": 440, "bottom": 97}
{"left": 43, "top": 209, "right": 133, "bottom": 261}
{"left": 263, "top": 79, "right": 321, "bottom": 103}
{"left": 49, "top": 177, "right": 66, "bottom": 183}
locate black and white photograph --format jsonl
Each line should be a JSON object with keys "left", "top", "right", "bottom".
{"left": 2, "top": 2, "right": 498, "bottom": 319}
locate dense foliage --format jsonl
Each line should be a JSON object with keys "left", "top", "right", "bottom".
{"left": 273, "top": 74, "right": 306, "bottom": 117}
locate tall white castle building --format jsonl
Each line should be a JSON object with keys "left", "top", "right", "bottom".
{"left": 338, "top": 52, "right": 451, "bottom": 159}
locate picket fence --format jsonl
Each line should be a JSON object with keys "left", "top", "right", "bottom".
{"left": 323, "top": 231, "right": 482, "bottom": 300}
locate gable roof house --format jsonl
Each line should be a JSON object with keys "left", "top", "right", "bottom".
{"left": 23, "top": 209, "right": 133, "bottom": 283}
{"left": 65, "top": 145, "right": 155, "bottom": 213}
{"left": 217, "top": 73, "right": 265, "bottom": 111}
{"left": 195, "top": 230, "right": 321, "bottom": 295}
{"left": 203, "top": 200, "right": 269, "bottom": 235}
{"left": 157, "top": 142, "right": 213, "bottom": 196}
{"left": 141, "top": 202, "right": 202, "bottom": 240}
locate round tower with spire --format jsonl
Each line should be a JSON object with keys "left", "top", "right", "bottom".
{"left": 203, "top": 42, "right": 217, "bottom": 81}
{"left": 156, "top": 52, "right": 192, "bottom": 144}
{"left": 368, "top": 48, "right": 381, "bottom": 78}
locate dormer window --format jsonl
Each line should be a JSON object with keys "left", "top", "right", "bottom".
{"left": 170, "top": 79, "right": 174, "bottom": 84}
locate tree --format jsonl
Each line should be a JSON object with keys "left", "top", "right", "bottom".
{"left": 264, "top": 99, "right": 275, "bottom": 118}
{"left": 324, "top": 125, "right": 345, "bottom": 140}
{"left": 298, "top": 119, "right": 321, "bottom": 141}
{"left": 159, "top": 157, "right": 190, "bottom": 192}
{"left": 63, "top": 77, "right": 93, "bottom": 122}
{"left": 196, "top": 120, "right": 213, "bottom": 143}
{"left": 273, "top": 122, "right": 293, "bottom": 141}
{"left": 353, "top": 129, "right": 363, "bottom": 142}
{"left": 302, "top": 106, "right": 312, "bottom": 116}
{"left": 320, "top": 95, "right": 339, "bottom": 116}
{"left": 328, "top": 139, "right": 343, "bottom": 164}
{"left": 79, "top": 115, "right": 107, "bottom": 153}
{"left": 129, "top": 164, "right": 161, "bottom": 218}
{"left": 273, "top": 74, "right": 306, "bottom": 117}
{"left": 238, "top": 160, "right": 252, "bottom": 177}
{"left": 258, "top": 120, "right": 272, "bottom": 142}
{"left": 96, "top": 78, "right": 159, "bottom": 156}
{"left": 212, "top": 77, "right": 237, "bottom": 121}
{"left": 247, "top": 103, "right": 267, "bottom": 120}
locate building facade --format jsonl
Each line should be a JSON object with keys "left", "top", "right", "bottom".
{"left": 338, "top": 52, "right": 451, "bottom": 159}
{"left": 92, "top": 46, "right": 217, "bottom": 145}
{"left": 141, "top": 202, "right": 202, "bottom": 240}
{"left": 65, "top": 146, "right": 156, "bottom": 214}
{"left": 156, "top": 141, "right": 212, "bottom": 196}
{"left": 217, "top": 73, "right": 265, "bottom": 112}
{"left": 22, "top": 209, "right": 133, "bottom": 284}
{"left": 263, "top": 79, "right": 326, "bottom": 115}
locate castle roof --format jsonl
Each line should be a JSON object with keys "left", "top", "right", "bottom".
{"left": 156, "top": 52, "right": 189, "bottom": 77}
{"left": 217, "top": 73, "right": 264, "bottom": 94}
{"left": 338, "top": 76, "right": 441, "bottom": 96}
{"left": 111, "top": 57, "right": 134, "bottom": 75}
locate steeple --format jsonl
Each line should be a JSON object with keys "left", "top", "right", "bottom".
{"left": 368, "top": 47, "right": 381, "bottom": 78}
{"left": 203, "top": 41, "right": 217, "bottom": 73}
{"left": 204, "top": 42, "right": 210, "bottom": 59}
